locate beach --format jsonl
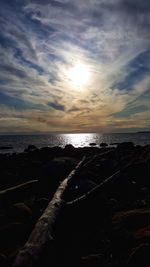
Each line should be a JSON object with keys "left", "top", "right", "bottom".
{"left": 0, "top": 142, "right": 150, "bottom": 267}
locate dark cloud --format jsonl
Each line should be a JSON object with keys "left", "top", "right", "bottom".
{"left": 0, "top": 92, "right": 43, "bottom": 110}
{"left": 114, "top": 50, "right": 150, "bottom": 91}
{"left": 47, "top": 101, "right": 65, "bottom": 111}
{"left": 113, "top": 105, "right": 149, "bottom": 118}
{"left": 0, "top": 65, "right": 28, "bottom": 79}
{"left": 68, "top": 107, "right": 80, "bottom": 112}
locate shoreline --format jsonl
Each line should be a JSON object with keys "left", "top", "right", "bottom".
{"left": 0, "top": 142, "right": 150, "bottom": 266}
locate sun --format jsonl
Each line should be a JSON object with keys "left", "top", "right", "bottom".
{"left": 67, "top": 62, "right": 90, "bottom": 87}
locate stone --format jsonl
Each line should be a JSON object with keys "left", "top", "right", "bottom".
{"left": 9, "top": 203, "right": 32, "bottom": 222}
{"left": 24, "top": 145, "right": 38, "bottom": 152}
{"left": 0, "top": 253, "right": 7, "bottom": 265}
{"left": 100, "top": 142, "right": 108, "bottom": 147}
{"left": 127, "top": 243, "right": 150, "bottom": 266}
{"left": 117, "top": 142, "right": 134, "bottom": 149}
{"left": 89, "top": 143, "right": 97, "bottom": 146}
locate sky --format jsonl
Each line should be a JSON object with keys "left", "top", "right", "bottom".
{"left": 0, "top": 0, "right": 150, "bottom": 133}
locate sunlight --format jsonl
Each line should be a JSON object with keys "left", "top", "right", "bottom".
{"left": 67, "top": 62, "right": 90, "bottom": 87}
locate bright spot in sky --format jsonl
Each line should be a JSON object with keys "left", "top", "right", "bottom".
{"left": 67, "top": 62, "right": 90, "bottom": 87}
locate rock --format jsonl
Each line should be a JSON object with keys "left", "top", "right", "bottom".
{"left": 35, "top": 198, "right": 49, "bottom": 212}
{"left": 81, "top": 253, "right": 105, "bottom": 266}
{"left": 127, "top": 243, "right": 150, "bottom": 266}
{"left": 100, "top": 142, "right": 108, "bottom": 147}
{"left": 110, "top": 142, "right": 120, "bottom": 146}
{"left": 64, "top": 144, "right": 75, "bottom": 151}
{"left": 109, "top": 198, "right": 119, "bottom": 211}
{"left": 9, "top": 203, "right": 32, "bottom": 222}
{"left": 0, "top": 222, "right": 25, "bottom": 247}
{"left": 64, "top": 179, "right": 97, "bottom": 201}
{"left": 0, "top": 253, "right": 7, "bottom": 265}
{"left": 126, "top": 161, "right": 150, "bottom": 187}
{"left": 89, "top": 143, "right": 97, "bottom": 146}
{"left": 24, "top": 145, "right": 38, "bottom": 152}
{"left": 0, "top": 146, "right": 13, "bottom": 150}
{"left": 113, "top": 208, "right": 150, "bottom": 230}
{"left": 117, "top": 142, "right": 134, "bottom": 149}
{"left": 134, "top": 225, "right": 150, "bottom": 240}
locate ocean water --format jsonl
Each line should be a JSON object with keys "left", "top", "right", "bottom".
{"left": 0, "top": 133, "right": 150, "bottom": 154}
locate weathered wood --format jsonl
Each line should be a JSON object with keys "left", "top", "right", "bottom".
{"left": 13, "top": 157, "right": 85, "bottom": 267}
{"left": 67, "top": 170, "right": 121, "bottom": 206}
{"left": 0, "top": 180, "right": 38, "bottom": 204}
{"left": 67, "top": 148, "right": 150, "bottom": 207}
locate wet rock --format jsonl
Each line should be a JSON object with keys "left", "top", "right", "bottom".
{"left": 110, "top": 142, "right": 120, "bottom": 146}
{"left": 127, "top": 243, "right": 150, "bottom": 266}
{"left": 100, "top": 142, "right": 108, "bottom": 147}
{"left": 9, "top": 203, "right": 32, "bottom": 222}
{"left": 89, "top": 143, "right": 97, "bottom": 146}
{"left": 24, "top": 145, "right": 38, "bottom": 152}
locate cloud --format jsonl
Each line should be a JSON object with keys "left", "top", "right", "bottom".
{"left": 47, "top": 101, "right": 65, "bottom": 111}
{"left": 0, "top": 0, "right": 149, "bottom": 132}
{"left": 113, "top": 105, "right": 149, "bottom": 118}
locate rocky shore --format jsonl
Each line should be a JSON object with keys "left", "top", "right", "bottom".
{"left": 0, "top": 142, "right": 150, "bottom": 267}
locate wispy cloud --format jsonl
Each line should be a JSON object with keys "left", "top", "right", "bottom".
{"left": 0, "top": 0, "right": 149, "bottom": 132}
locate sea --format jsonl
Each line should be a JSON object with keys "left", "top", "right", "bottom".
{"left": 0, "top": 132, "right": 150, "bottom": 154}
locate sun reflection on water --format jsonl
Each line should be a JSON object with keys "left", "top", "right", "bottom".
{"left": 59, "top": 133, "right": 100, "bottom": 147}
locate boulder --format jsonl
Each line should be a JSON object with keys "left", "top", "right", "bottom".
{"left": 100, "top": 142, "right": 108, "bottom": 147}
{"left": 24, "top": 145, "right": 38, "bottom": 152}
{"left": 89, "top": 143, "right": 97, "bottom": 146}
{"left": 117, "top": 142, "right": 134, "bottom": 149}
{"left": 9, "top": 203, "right": 32, "bottom": 223}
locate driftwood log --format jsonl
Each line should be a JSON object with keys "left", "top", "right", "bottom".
{"left": 13, "top": 157, "right": 85, "bottom": 267}
{"left": 0, "top": 180, "right": 38, "bottom": 204}
{"left": 67, "top": 146, "right": 150, "bottom": 207}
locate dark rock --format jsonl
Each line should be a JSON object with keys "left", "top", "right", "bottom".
{"left": 9, "top": 203, "right": 32, "bottom": 222}
{"left": 35, "top": 198, "right": 49, "bottom": 212}
{"left": 110, "top": 142, "right": 120, "bottom": 146}
{"left": 0, "top": 222, "right": 25, "bottom": 247}
{"left": 37, "top": 157, "right": 78, "bottom": 198}
{"left": 24, "top": 145, "right": 38, "bottom": 152}
{"left": 126, "top": 161, "right": 150, "bottom": 187}
{"left": 89, "top": 143, "right": 97, "bottom": 146}
{"left": 64, "top": 144, "right": 75, "bottom": 151}
{"left": 127, "top": 243, "right": 150, "bottom": 266}
{"left": 0, "top": 253, "right": 7, "bottom": 266}
{"left": 117, "top": 142, "right": 134, "bottom": 149}
{"left": 81, "top": 253, "right": 105, "bottom": 266}
{"left": 100, "top": 142, "right": 108, "bottom": 147}
{"left": 0, "top": 146, "right": 13, "bottom": 150}
{"left": 113, "top": 208, "right": 150, "bottom": 230}
{"left": 109, "top": 198, "right": 119, "bottom": 211}
{"left": 134, "top": 225, "right": 150, "bottom": 240}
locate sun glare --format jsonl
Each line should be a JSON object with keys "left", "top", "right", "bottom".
{"left": 67, "top": 62, "right": 90, "bottom": 87}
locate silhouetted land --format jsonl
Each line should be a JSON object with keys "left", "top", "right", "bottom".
{"left": 0, "top": 142, "right": 150, "bottom": 267}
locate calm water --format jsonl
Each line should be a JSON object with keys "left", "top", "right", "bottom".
{"left": 0, "top": 133, "right": 150, "bottom": 153}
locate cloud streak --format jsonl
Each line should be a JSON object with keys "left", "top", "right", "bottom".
{"left": 0, "top": 0, "right": 149, "bottom": 133}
